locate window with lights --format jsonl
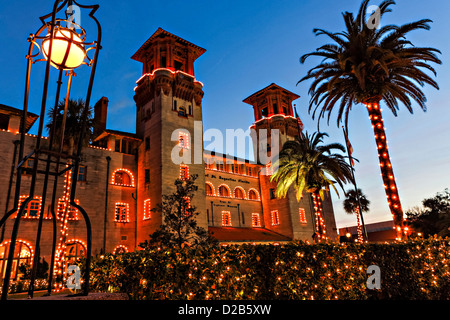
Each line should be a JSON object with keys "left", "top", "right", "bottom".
{"left": 180, "top": 164, "right": 189, "bottom": 180}
{"left": 252, "top": 213, "right": 261, "bottom": 227}
{"left": 299, "top": 208, "right": 307, "bottom": 224}
{"left": 17, "top": 196, "right": 43, "bottom": 219}
{"left": 143, "top": 199, "right": 151, "bottom": 220}
{"left": 221, "top": 211, "right": 232, "bottom": 226}
{"left": 112, "top": 169, "right": 135, "bottom": 187}
{"left": 178, "top": 131, "right": 190, "bottom": 149}
{"left": 115, "top": 203, "right": 129, "bottom": 223}
{"left": 271, "top": 210, "right": 280, "bottom": 226}
{"left": 57, "top": 198, "right": 80, "bottom": 221}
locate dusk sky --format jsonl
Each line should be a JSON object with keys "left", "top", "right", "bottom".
{"left": 1, "top": 0, "right": 449, "bottom": 230}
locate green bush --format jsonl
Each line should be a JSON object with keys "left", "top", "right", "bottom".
{"left": 84, "top": 238, "right": 450, "bottom": 300}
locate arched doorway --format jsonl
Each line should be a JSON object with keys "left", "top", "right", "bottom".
{"left": 0, "top": 240, "right": 33, "bottom": 280}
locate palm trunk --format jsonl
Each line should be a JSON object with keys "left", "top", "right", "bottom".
{"left": 311, "top": 192, "right": 327, "bottom": 242}
{"left": 355, "top": 207, "right": 363, "bottom": 243}
{"left": 366, "top": 102, "right": 404, "bottom": 237}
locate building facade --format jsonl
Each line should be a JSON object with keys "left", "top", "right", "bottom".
{"left": 0, "top": 28, "right": 337, "bottom": 280}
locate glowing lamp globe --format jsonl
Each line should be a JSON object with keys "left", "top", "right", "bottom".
{"left": 42, "top": 27, "right": 86, "bottom": 70}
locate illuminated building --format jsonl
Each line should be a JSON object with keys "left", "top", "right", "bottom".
{"left": 0, "top": 28, "right": 338, "bottom": 279}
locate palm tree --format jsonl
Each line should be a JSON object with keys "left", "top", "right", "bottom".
{"left": 46, "top": 98, "right": 95, "bottom": 154}
{"left": 270, "top": 131, "right": 353, "bottom": 241}
{"left": 343, "top": 188, "right": 370, "bottom": 242}
{"left": 298, "top": 0, "right": 441, "bottom": 232}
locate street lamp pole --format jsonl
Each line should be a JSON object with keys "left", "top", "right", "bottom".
{"left": 0, "top": 0, "right": 102, "bottom": 300}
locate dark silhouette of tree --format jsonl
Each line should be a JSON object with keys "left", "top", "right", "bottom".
{"left": 140, "top": 174, "right": 218, "bottom": 248}
{"left": 46, "top": 98, "right": 95, "bottom": 154}
{"left": 406, "top": 189, "right": 450, "bottom": 238}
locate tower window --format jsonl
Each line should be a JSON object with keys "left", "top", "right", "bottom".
{"left": 180, "top": 164, "right": 189, "bottom": 180}
{"left": 145, "top": 137, "right": 150, "bottom": 150}
{"left": 271, "top": 210, "right": 280, "bottom": 226}
{"left": 178, "top": 106, "right": 187, "bottom": 117}
{"left": 115, "top": 203, "right": 129, "bottom": 223}
{"left": 252, "top": 213, "right": 261, "bottom": 227}
{"left": 299, "top": 208, "right": 307, "bottom": 223}
{"left": 143, "top": 199, "right": 151, "bottom": 220}
{"left": 145, "top": 169, "right": 150, "bottom": 184}
{"left": 161, "top": 56, "right": 166, "bottom": 68}
{"left": 173, "top": 100, "right": 177, "bottom": 111}
{"left": 178, "top": 132, "right": 190, "bottom": 149}
{"left": 174, "top": 60, "right": 183, "bottom": 71}
{"left": 273, "top": 103, "right": 278, "bottom": 114}
{"left": 269, "top": 188, "right": 276, "bottom": 199}
{"left": 261, "top": 107, "right": 268, "bottom": 118}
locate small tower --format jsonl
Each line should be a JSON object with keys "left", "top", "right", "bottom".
{"left": 132, "top": 28, "right": 207, "bottom": 243}
{"left": 244, "top": 84, "right": 318, "bottom": 240}
{"left": 243, "top": 83, "right": 303, "bottom": 163}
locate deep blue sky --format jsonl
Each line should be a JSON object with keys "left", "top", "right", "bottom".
{"left": 1, "top": 0, "right": 449, "bottom": 230}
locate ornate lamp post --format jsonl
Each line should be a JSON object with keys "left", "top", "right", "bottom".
{"left": 0, "top": 0, "right": 102, "bottom": 300}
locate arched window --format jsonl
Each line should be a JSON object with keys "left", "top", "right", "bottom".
{"left": 218, "top": 185, "right": 230, "bottom": 197}
{"left": 113, "top": 245, "right": 128, "bottom": 255}
{"left": 234, "top": 187, "right": 246, "bottom": 199}
{"left": 18, "top": 195, "right": 43, "bottom": 219}
{"left": 248, "top": 188, "right": 260, "bottom": 201}
{"left": 111, "top": 169, "right": 135, "bottom": 187}
{"left": 65, "top": 240, "right": 86, "bottom": 266}
{"left": 205, "top": 182, "right": 215, "bottom": 196}
{"left": 0, "top": 240, "right": 33, "bottom": 280}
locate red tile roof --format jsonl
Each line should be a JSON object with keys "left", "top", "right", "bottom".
{"left": 209, "top": 227, "right": 291, "bottom": 242}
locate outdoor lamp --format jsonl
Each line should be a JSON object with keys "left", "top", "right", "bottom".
{"left": 42, "top": 26, "right": 86, "bottom": 70}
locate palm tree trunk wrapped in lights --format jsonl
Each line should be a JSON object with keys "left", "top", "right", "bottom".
{"left": 366, "top": 102, "right": 402, "bottom": 227}
{"left": 298, "top": 0, "right": 441, "bottom": 238}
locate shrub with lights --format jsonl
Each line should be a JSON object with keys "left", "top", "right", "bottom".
{"left": 83, "top": 238, "right": 450, "bottom": 300}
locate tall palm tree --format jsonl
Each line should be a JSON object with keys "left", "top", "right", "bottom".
{"left": 270, "top": 131, "right": 353, "bottom": 241}
{"left": 298, "top": 0, "right": 441, "bottom": 232}
{"left": 46, "top": 98, "right": 95, "bottom": 154}
{"left": 343, "top": 188, "right": 370, "bottom": 242}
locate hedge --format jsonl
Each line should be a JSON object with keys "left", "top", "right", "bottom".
{"left": 83, "top": 238, "right": 450, "bottom": 300}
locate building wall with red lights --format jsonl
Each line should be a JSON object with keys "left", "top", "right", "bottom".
{"left": 0, "top": 29, "right": 339, "bottom": 280}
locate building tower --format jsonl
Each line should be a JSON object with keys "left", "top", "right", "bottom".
{"left": 132, "top": 28, "right": 207, "bottom": 244}
{"left": 243, "top": 83, "right": 337, "bottom": 240}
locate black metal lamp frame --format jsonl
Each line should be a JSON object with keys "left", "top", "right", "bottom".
{"left": 0, "top": 0, "right": 101, "bottom": 300}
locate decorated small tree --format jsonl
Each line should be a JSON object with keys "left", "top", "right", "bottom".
{"left": 140, "top": 174, "right": 217, "bottom": 248}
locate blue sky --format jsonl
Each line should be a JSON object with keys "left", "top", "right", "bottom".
{"left": 1, "top": 0, "right": 449, "bottom": 230}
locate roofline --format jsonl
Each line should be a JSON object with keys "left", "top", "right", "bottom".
{"left": 131, "top": 27, "right": 206, "bottom": 62}
{"left": 242, "top": 83, "right": 300, "bottom": 105}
